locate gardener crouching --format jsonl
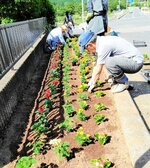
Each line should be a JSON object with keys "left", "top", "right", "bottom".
{"left": 88, "top": 35, "right": 144, "bottom": 93}
{"left": 46, "top": 25, "right": 69, "bottom": 51}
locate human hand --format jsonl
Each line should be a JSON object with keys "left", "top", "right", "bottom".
{"left": 86, "top": 12, "right": 93, "bottom": 22}
{"left": 88, "top": 84, "right": 95, "bottom": 93}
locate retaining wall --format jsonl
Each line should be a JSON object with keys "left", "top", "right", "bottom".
{"left": 0, "top": 33, "right": 47, "bottom": 132}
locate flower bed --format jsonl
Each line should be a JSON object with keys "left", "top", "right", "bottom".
{"left": 13, "top": 39, "right": 132, "bottom": 168}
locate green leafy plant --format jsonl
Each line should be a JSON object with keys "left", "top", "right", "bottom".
{"left": 32, "top": 140, "right": 45, "bottom": 154}
{"left": 79, "top": 101, "right": 88, "bottom": 110}
{"left": 59, "top": 118, "right": 74, "bottom": 132}
{"left": 16, "top": 156, "right": 37, "bottom": 168}
{"left": 78, "top": 93, "right": 89, "bottom": 100}
{"left": 63, "top": 104, "right": 74, "bottom": 117}
{"left": 96, "top": 80, "right": 103, "bottom": 87}
{"left": 78, "top": 83, "right": 88, "bottom": 92}
{"left": 75, "top": 127, "right": 92, "bottom": 146}
{"left": 93, "top": 114, "right": 106, "bottom": 125}
{"left": 90, "top": 157, "right": 112, "bottom": 168}
{"left": 94, "top": 103, "right": 107, "bottom": 112}
{"left": 76, "top": 109, "right": 87, "bottom": 121}
{"left": 94, "top": 91, "right": 106, "bottom": 97}
{"left": 53, "top": 141, "right": 70, "bottom": 159}
{"left": 94, "top": 133, "right": 109, "bottom": 145}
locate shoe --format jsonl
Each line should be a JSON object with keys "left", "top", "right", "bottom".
{"left": 111, "top": 82, "right": 129, "bottom": 93}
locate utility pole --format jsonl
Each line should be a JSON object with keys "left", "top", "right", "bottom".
{"left": 82, "top": 0, "right": 84, "bottom": 22}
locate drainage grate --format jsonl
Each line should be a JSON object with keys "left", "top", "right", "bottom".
{"left": 133, "top": 40, "right": 147, "bottom": 47}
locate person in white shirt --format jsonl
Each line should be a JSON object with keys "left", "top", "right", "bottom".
{"left": 46, "top": 25, "right": 69, "bottom": 50}
{"left": 88, "top": 35, "right": 144, "bottom": 93}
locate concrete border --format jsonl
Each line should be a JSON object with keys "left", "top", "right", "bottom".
{"left": 113, "top": 86, "right": 150, "bottom": 168}
{"left": 0, "top": 33, "right": 47, "bottom": 132}
{"left": 103, "top": 67, "right": 150, "bottom": 168}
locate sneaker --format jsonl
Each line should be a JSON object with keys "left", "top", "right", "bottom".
{"left": 111, "top": 82, "right": 129, "bottom": 93}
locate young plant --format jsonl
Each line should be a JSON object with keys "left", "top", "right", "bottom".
{"left": 53, "top": 141, "right": 70, "bottom": 159}
{"left": 94, "top": 103, "right": 106, "bottom": 112}
{"left": 71, "top": 55, "right": 78, "bottom": 66}
{"left": 78, "top": 93, "right": 89, "bottom": 100}
{"left": 79, "top": 101, "right": 88, "bottom": 110}
{"left": 16, "top": 156, "right": 37, "bottom": 168}
{"left": 59, "top": 117, "right": 74, "bottom": 132}
{"left": 94, "top": 133, "right": 109, "bottom": 145}
{"left": 32, "top": 140, "right": 45, "bottom": 154}
{"left": 96, "top": 80, "right": 103, "bottom": 87}
{"left": 63, "top": 104, "right": 74, "bottom": 117}
{"left": 94, "top": 91, "right": 106, "bottom": 97}
{"left": 76, "top": 109, "right": 87, "bottom": 121}
{"left": 93, "top": 114, "right": 106, "bottom": 125}
{"left": 78, "top": 83, "right": 88, "bottom": 92}
{"left": 90, "top": 157, "right": 112, "bottom": 168}
{"left": 75, "top": 127, "right": 92, "bottom": 146}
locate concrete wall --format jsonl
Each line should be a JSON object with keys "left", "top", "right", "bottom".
{"left": 0, "top": 34, "right": 47, "bottom": 132}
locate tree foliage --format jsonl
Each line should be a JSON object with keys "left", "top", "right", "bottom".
{"left": 0, "top": 0, "right": 55, "bottom": 25}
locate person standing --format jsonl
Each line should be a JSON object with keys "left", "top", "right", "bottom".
{"left": 88, "top": 35, "right": 144, "bottom": 93}
{"left": 64, "top": 11, "right": 75, "bottom": 28}
{"left": 79, "top": 0, "right": 108, "bottom": 53}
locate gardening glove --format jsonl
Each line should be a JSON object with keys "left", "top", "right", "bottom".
{"left": 88, "top": 78, "right": 93, "bottom": 86}
{"left": 86, "top": 12, "right": 93, "bottom": 22}
{"left": 88, "top": 83, "right": 95, "bottom": 93}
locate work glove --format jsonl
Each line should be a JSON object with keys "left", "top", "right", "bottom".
{"left": 86, "top": 12, "right": 93, "bottom": 22}
{"left": 88, "top": 78, "right": 95, "bottom": 93}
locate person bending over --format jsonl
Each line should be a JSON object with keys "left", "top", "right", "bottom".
{"left": 88, "top": 35, "right": 143, "bottom": 93}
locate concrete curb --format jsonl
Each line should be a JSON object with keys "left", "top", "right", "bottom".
{"left": 114, "top": 90, "right": 150, "bottom": 168}
{"left": 103, "top": 67, "right": 150, "bottom": 168}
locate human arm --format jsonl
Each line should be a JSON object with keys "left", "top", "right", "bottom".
{"left": 88, "top": 64, "right": 104, "bottom": 92}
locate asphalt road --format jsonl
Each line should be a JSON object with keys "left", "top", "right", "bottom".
{"left": 109, "top": 7, "right": 150, "bottom": 131}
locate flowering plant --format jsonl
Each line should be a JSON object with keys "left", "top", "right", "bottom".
{"left": 75, "top": 127, "right": 92, "bottom": 146}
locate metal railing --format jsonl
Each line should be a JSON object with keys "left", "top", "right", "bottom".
{"left": 0, "top": 17, "right": 46, "bottom": 79}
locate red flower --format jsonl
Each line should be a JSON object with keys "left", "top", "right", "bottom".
{"left": 50, "top": 63, "right": 57, "bottom": 69}
{"left": 45, "top": 89, "right": 51, "bottom": 99}
{"left": 53, "top": 79, "right": 59, "bottom": 86}
{"left": 38, "top": 107, "right": 44, "bottom": 113}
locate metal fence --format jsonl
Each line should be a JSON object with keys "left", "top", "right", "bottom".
{"left": 0, "top": 17, "right": 46, "bottom": 79}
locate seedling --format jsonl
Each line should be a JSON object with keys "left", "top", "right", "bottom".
{"left": 75, "top": 127, "right": 92, "bottom": 146}
{"left": 63, "top": 104, "right": 74, "bottom": 117}
{"left": 79, "top": 101, "right": 88, "bottom": 110}
{"left": 90, "top": 157, "right": 112, "bottom": 168}
{"left": 94, "top": 91, "right": 106, "bottom": 97}
{"left": 94, "top": 114, "right": 106, "bottom": 125}
{"left": 16, "top": 156, "right": 37, "bottom": 168}
{"left": 94, "top": 133, "right": 109, "bottom": 145}
{"left": 94, "top": 103, "right": 106, "bottom": 112}
{"left": 53, "top": 141, "right": 70, "bottom": 159}
{"left": 76, "top": 109, "right": 87, "bottom": 121}
{"left": 59, "top": 118, "right": 74, "bottom": 132}
{"left": 78, "top": 93, "right": 89, "bottom": 100}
